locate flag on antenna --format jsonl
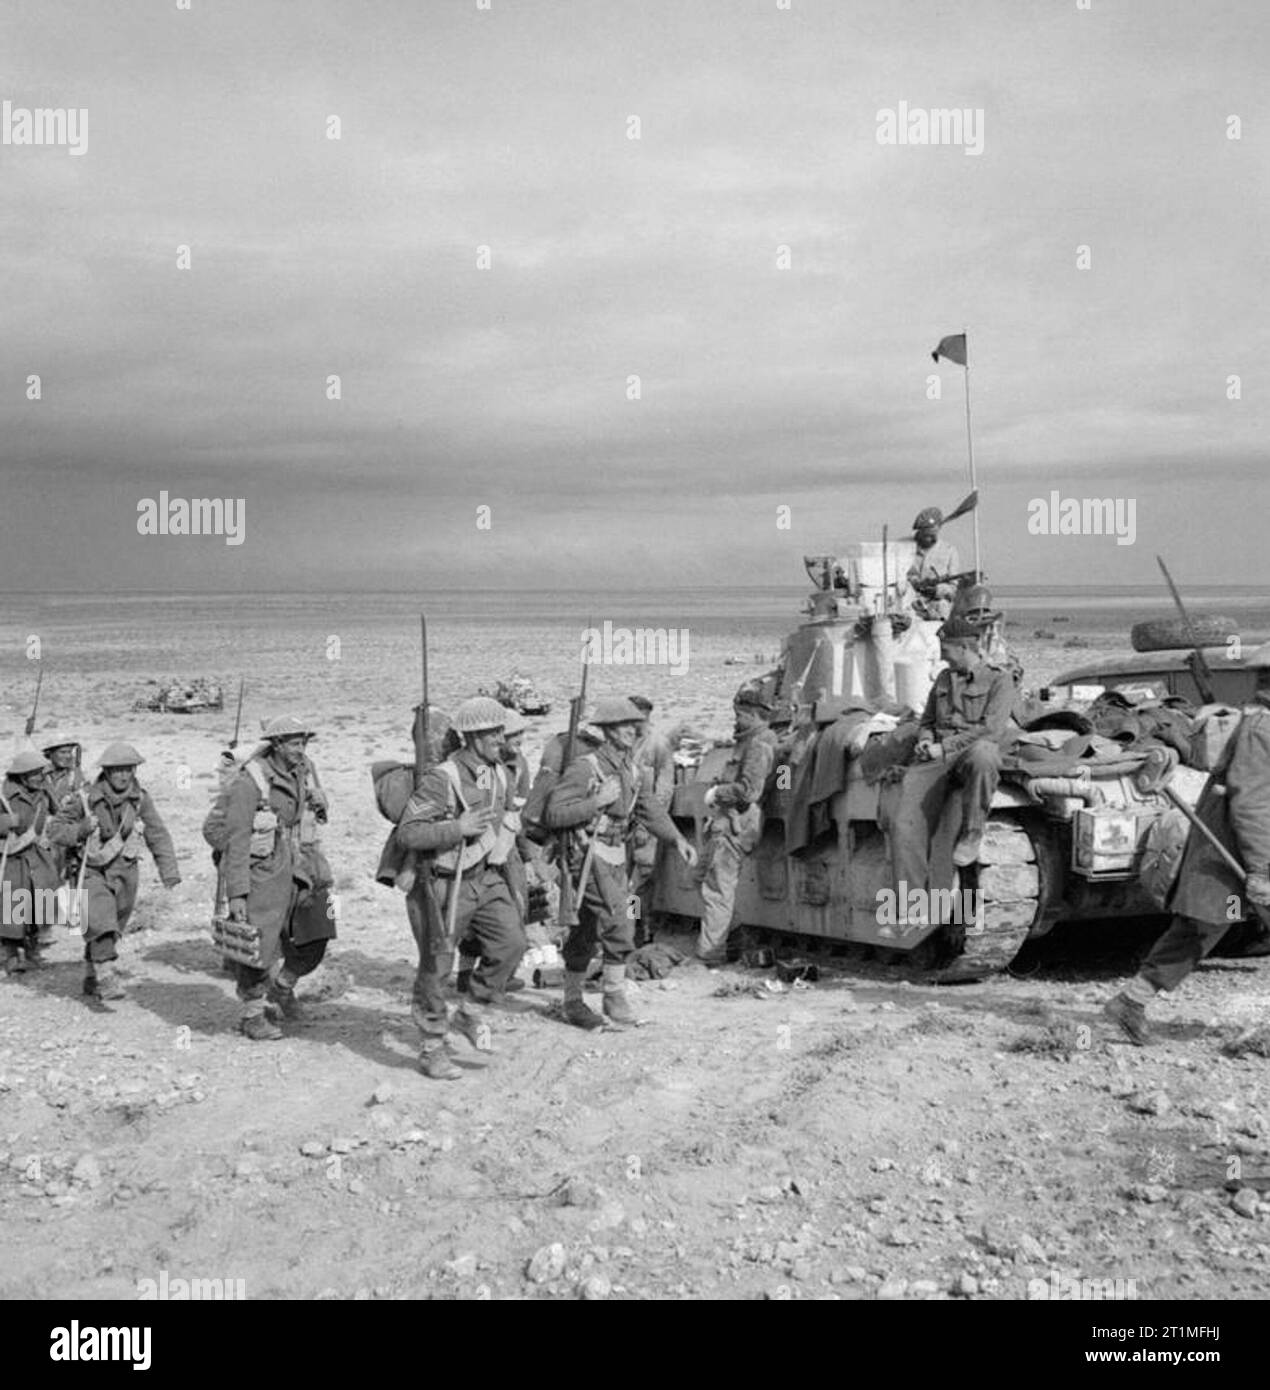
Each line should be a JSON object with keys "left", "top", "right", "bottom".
{"left": 931, "top": 333, "right": 967, "bottom": 366}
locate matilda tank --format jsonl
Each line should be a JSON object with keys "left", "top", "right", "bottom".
{"left": 654, "top": 544, "right": 1211, "bottom": 982}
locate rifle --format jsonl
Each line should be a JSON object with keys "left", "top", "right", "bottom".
{"left": 24, "top": 665, "right": 43, "bottom": 738}
{"left": 412, "top": 615, "right": 432, "bottom": 788}
{"left": 409, "top": 616, "right": 456, "bottom": 942}
{"left": 556, "top": 623, "right": 592, "bottom": 925}
{"left": 1157, "top": 556, "right": 1217, "bottom": 706}
{"left": 228, "top": 678, "right": 246, "bottom": 750}
{"left": 909, "top": 569, "right": 983, "bottom": 600}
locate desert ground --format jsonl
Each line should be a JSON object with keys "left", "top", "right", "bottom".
{"left": 2, "top": 609, "right": 1268, "bottom": 1301}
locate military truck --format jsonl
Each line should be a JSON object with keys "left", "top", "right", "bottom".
{"left": 654, "top": 550, "right": 1216, "bottom": 981}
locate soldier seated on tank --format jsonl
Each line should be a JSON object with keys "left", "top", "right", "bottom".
{"left": 889, "top": 617, "right": 1016, "bottom": 898}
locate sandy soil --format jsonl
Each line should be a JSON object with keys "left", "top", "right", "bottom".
{"left": 2, "top": 624, "right": 1268, "bottom": 1302}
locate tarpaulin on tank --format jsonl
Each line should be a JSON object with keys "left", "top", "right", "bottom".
{"left": 784, "top": 709, "right": 874, "bottom": 855}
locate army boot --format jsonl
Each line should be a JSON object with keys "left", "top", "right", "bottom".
{"left": 265, "top": 968, "right": 304, "bottom": 1023}
{"left": 1103, "top": 991, "right": 1150, "bottom": 1046}
{"left": 562, "top": 968, "right": 603, "bottom": 1030}
{"left": 3, "top": 943, "right": 24, "bottom": 976}
{"left": 240, "top": 1000, "right": 282, "bottom": 1041}
{"left": 419, "top": 1042, "right": 461, "bottom": 1081}
{"left": 449, "top": 1004, "right": 494, "bottom": 1053}
{"left": 94, "top": 961, "right": 127, "bottom": 1001}
{"left": 23, "top": 939, "right": 46, "bottom": 969}
{"left": 601, "top": 963, "right": 639, "bottom": 1028}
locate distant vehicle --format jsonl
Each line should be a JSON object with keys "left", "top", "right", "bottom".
{"left": 477, "top": 672, "right": 551, "bottom": 716}
{"left": 132, "top": 679, "right": 224, "bottom": 714}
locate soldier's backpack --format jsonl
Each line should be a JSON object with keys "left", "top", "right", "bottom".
{"left": 202, "top": 759, "right": 271, "bottom": 853}
{"left": 371, "top": 761, "right": 416, "bottom": 823}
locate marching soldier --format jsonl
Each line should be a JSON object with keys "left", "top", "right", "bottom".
{"left": 888, "top": 617, "right": 1015, "bottom": 902}
{"left": 544, "top": 697, "right": 697, "bottom": 1029}
{"left": 0, "top": 751, "right": 60, "bottom": 974}
{"left": 630, "top": 695, "right": 676, "bottom": 940}
{"left": 39, "top": 735, "right": 86, "bottom": 945}
{"left": 47, "top": 743, "right": 181, "bottom": 1002}
{"left": 396, "top": 697, "right": 528, "bottom": 1080}
{"left": 42, "top": 736, "right": 85, "bottom": 806}
{"left": 905, "top": 506, "right": 962, "bottom": 620}
{"left": 695, "top": 689, "right": 777, "bottom": 965}
{"left": 218, "top": 717, "right": 335, "bottom": 1040}
{"left": 456, "top": 704, "right": 533, "bottom": 995}
{"left": 500, "top": 706, "right": 533, "bottom": 801}
{"left": 1105, "top": 645, "right": 1270, "bottom": 1045}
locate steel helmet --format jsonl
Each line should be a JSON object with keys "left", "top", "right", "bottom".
{"left": 40, "top": 735, "right": 81, "bottom": 754}
{"left": 260, "top": 716, "right": 316, "bottom": 742}
{"left": 7, "top": 750, "right": 50, "bottom": 777}
{"left": 500, "top": 707, "right": 528, "bottom": 736}
{"left": 913, "top": 506, "right": 943, "bottom": 531}
{"left": 98, "top": 742, "right": 145, "bottom": 768}
{"left": 590, "top": 697, "right": 644, "bottom": 726}
{"left": 958, "top": 584, "right": 1000, "bottom": 623}
{"left": 452, "top": 696, "right": 508, "bottom": 734}
{"left": 939, "top": 617, "right": 983, "bottom": 643}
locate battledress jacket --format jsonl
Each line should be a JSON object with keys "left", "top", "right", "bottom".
{"left": 0, "top": 779, "right": 60, "bottom": 935}
{"left": 219, "top": 753, "right": 331, "bottom": 939}
{"left": 1169, "top": 701, "right": 1270, "bottom": 927}
{"left": 47, "top": 778, "right": 181, "bottom": 891}
{"left": 918, "top": 661, "right": 1015, "bottom": 757}
{"left": 544, "top": 741, "right": 682, "bottom": 851}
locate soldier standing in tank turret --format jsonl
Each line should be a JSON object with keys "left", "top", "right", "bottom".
{"left": 905, "top": 506, "right": 962, "bottom": 621}
{"left": 47, "top": 743, "right": 181, "bottom": 1003}
{"left": 544, "top": 697, "right": 698, "bottom": 1029}
{"left": 0, "top": 751, "right": 60, "bottom": 975}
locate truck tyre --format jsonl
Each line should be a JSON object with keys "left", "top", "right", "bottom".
{"left": 1130, "top": 616, "right": 1237, "bottom": 653}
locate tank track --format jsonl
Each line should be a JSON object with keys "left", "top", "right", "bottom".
{"left": 931, "top": 815, "right": 1041, "bottom": 983}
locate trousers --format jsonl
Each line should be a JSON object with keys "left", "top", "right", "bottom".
{"left": 889, "top": 739, "right": 1001, "bottom": 893}
{"left": 410, "top": 863, "right": 525, "bottom": 1039}
{"left": 1137, "top": 914, "right": 1238, "bottom": 994}
{"left": 562, "top": 856, "right": 635, "bottom": 974}
{"left": 697, "top": 833, "right": 744, "bottom": 957}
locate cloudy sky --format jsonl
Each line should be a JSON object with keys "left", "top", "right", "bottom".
{"left": 2, "top": 0, "right": 1266, "bottom": 592}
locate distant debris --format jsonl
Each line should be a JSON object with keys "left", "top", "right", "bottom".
{"left": 132, "top": 678, "right": 224, "bottom": 714}
{"left": 1051, "top": 615, "right": 1070, "bottom": 623}
{"left": 477, "top": 671, "right": 551, "bottom": 716}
